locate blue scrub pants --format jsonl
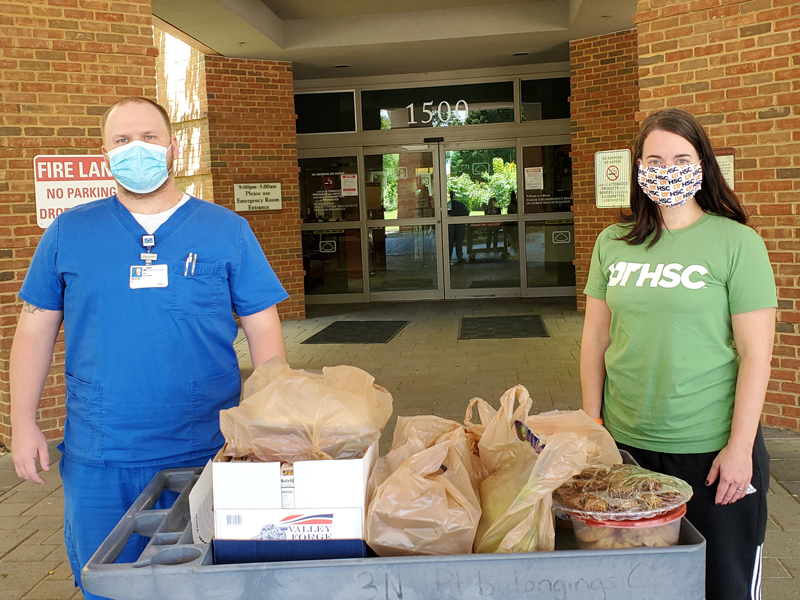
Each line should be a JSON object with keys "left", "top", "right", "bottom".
{"left": 60, "top": 453, "right": 215, "bottom": 600}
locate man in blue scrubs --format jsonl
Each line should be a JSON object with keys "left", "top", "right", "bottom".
{"left": 10, "top": 97, "right": 289, "bottom": 599}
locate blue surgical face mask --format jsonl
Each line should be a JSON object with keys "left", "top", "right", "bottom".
{"left": 106, "top": 140, "right": 172, "bottom": 195}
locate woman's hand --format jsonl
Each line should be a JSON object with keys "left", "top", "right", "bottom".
{"left": 705, "top": 443, "right": 753, "bottom": 505}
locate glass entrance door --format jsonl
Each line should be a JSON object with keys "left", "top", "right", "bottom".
{"left": 363, "top": 145, "right": 444, "bottom": 300}
{"left": 301, "top": 139, "right": 574, "bottom": 303}
{"left": 440, "top": 141, "right": 521, "bottom": 298}
{"left": 363, "top": 141, "right": 523, "bottom": 300}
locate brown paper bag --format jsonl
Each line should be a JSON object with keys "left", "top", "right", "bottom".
{"left": 219, "top": 356, "right": 393, "bottom": 463}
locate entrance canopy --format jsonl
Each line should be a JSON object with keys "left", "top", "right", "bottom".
{"left": 152, "top": 0, "right": 636, "bottom": 79}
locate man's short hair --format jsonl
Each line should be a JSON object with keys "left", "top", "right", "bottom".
{"left": 100, "top": 97, "right": 172, "bottom": 141}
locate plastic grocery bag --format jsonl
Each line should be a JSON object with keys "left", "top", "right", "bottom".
{"left": 476, "top": 385, "right": 534, "bottom": 477}
{"left": 219, "top": 356, "right": 393, "bottom": 463}
{"left": 366, "top": 426, "right": 481, "bottom": 556}
{"left": 527, "top": 409, "right": 622, "bottom": 466}
{"left": 470, "top": 386, "right": 622, "bottom": 553}
{"left": 474, "top": 432, "right": 590, "bottom": 553}
{"left": 366, "top": 415, "right": 468, "bottom": 504}
{"left": 464, "top": 397, "right": 498, "bottom": 449}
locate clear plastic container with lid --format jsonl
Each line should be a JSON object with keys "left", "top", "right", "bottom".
{"left": 572, "top": 504, "right": 686, "bottom": 550}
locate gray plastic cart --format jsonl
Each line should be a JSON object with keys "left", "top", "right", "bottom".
{"left": 82, "top": 467, "right": 706, "bottom": 600}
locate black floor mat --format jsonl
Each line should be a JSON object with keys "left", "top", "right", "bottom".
{"left": 372, "top": 279, "right": 434, "bottom": 292}
{"left": 458, "top": 315, "right": 549, "bottom": 340}
{"left": 302, "top": 320, "right": 409, "bottom": 344}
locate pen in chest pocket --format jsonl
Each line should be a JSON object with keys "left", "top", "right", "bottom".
{"left": 183, "top": 253, "right": 198, "bottom": 277}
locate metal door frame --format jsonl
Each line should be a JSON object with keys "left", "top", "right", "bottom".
{"left": 299, "top": 135, "right": 577, "bottom": 304}
{"left": 362, "top": 143, "right": 445, "bottom": 302}
{"left": 517, "top": 135, "right": 576, "bottom": 298}
{"left": 439, "top": 138, "right": 522, "bottom": 299}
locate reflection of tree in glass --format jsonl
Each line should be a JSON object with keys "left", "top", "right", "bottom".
{"left": 430, "top": 107, "right": 514, "bottom": 128}
{"left": 382, "top": 153, "right": 399, "bottom": 211}
{"left": 449, "top": 146, "right": 516, "bottom": 181}
{"left": 448, "top": 157, "right": 516, "bottom": 212}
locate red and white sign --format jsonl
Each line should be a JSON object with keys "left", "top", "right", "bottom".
{"left": 34, "top": 155, "right": 117, "bottom": 228}
{"left": 341, "top": 174, "right": 358, "bottom": 196}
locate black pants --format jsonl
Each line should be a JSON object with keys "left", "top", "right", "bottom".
{"left": 617, "top": 427, "right": 769, "bottom": 600}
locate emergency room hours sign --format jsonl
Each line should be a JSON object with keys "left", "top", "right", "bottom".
{"left": 34, "top": 155, "right": 116, "bottom": 228}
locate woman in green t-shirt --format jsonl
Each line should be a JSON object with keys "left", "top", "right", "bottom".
{"left": 581, "top": 108, "right": 776, "bottom": 600}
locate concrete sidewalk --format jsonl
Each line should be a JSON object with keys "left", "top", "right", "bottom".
{"left": 1, "top": 298, "right": 799, "bottom": 599}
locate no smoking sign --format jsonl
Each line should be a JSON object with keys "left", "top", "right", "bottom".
{"left": 594, "top": 150, "right": 631, "bottom": 209}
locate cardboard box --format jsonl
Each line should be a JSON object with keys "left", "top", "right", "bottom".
{"left": 189, "top": 442, "right": 378, "bottom": 547}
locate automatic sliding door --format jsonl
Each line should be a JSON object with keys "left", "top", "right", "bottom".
{"left": 520, "top": 142, "right": 576, "bottom": 296}
{"left": 299, "top": 154, "right": 365, "bottom": 302}
{"left": 443, "top": 143, "right": 520, "bottom": 296}
{"left": 364, "top": 147, "right": 443, "bottom": 299}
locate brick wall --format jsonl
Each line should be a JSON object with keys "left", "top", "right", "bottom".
{"left": 570, "top": 30, "right": 640, "bottom": 311}
{"left": 635, "top": 0, "right": 799, "bottom": 430}
{"left": 0, "top": 0, "right": 157, "bottom": 447}
{"left": 204, "top": 57, "right": 305, "bottom": 320}
{"left": 153, "top": 26, "right": 213, "bottom": 201}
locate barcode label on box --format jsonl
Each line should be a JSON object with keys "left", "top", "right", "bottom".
{"left": 226, "top": 515, "right": 242, "bottom": 526}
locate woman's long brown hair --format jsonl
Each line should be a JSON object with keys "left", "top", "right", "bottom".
{"left": 619, "top": 108, "right": 748, "bottom": 248}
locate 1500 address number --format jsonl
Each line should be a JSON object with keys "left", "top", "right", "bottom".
{"left": 406, "top": 100, "right": 469, "bottom": 125}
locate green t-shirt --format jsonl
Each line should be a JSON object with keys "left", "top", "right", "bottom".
{"left": 584, "top": 213, "right": 777, "bottom": 453}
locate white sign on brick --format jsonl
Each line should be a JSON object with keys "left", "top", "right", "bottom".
{"left": 715, "top": 148, "right": 735, "bottom": 190}
{"left": 234, "top": 183, "right": 282, "bottom": 212}
{"left": 34, "top": 155, "right": 117, "bottom": 229}
{"left": 594, "top": 150, "right": 631, "bottom": 209}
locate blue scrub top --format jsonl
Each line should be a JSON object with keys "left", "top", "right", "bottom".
{"left": 19, "top": 196, "right": 289, "bottom": 466}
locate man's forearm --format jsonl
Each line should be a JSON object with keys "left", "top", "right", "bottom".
{"left": 10, "top": 307, "right": 63, "bottom": 427}
{"left": 240, "top": 305, "right": 286, "bottom": 368}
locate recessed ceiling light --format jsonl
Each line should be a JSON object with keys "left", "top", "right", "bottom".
{"left": 333, "top": 64, "right": 351, "bottom": 69}
{"left": 512, "top": 52, "right": 530, "bottom": 57}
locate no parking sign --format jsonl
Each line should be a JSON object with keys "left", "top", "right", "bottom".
{"left": 34, "top": 155, "right": 116, "bottom": 228}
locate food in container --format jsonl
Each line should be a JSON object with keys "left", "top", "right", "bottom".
{"left": 552, "top": 464, "right": 693, "bottom": 521}
{"left": 572, "top": 504, "right": 686, "bottom": 549}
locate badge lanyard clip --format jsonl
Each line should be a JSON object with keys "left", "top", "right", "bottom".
{"left": 141, "top": 235, "right": 156, "bottom": 265}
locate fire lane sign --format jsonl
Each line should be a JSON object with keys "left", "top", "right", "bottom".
{"left": 34, "top": 155, "right": 116, "bottom": 228}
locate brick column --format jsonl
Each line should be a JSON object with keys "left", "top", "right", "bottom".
{"left": 569, "top": 30, "right": 640, "bottom": 312}
{"left": 635, "top": 0, "right": 800, "bottom": 430}
{"left": 204, "top": 57, "right": 305, "bottom": 320}
{"left": 0, "top": 0, "right": 157, "bottom": 447}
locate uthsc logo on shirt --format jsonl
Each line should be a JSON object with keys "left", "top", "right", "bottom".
{"left": 607, "top": 262, "right": 709, "bottom": 289}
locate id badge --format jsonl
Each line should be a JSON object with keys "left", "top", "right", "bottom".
{"left": 130, "top": 264, "right": 169, "bottom": 289}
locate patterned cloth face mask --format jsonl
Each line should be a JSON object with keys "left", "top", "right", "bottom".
{"left": 637, "top": 162, "right": 703, "bottom": 208}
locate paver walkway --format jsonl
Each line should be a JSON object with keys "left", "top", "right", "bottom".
{"left": 1, "top": 298, "right": 799, "bottom": 599}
